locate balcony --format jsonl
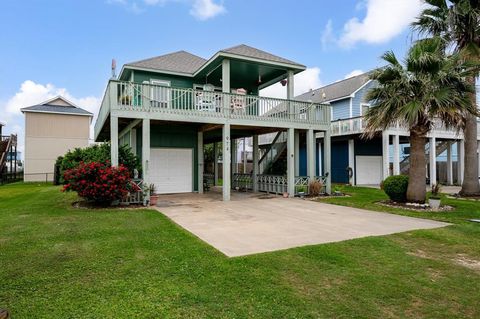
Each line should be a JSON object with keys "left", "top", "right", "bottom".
{"left": 330, "top": 116, "right": 480, "bottom": 139}
{"left": 95, "top": 80, "right": 331, "bottom": 140}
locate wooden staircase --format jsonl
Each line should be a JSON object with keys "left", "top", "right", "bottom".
{"left": 400, "top": 140, "right": 450, "bottom": 174}
{"left": 0, "top": 134, "right": 18, "bottom": 184}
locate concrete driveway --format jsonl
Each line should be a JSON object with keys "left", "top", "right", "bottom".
{"left": 155, "top": 191, "right": 449, "bottom": 257}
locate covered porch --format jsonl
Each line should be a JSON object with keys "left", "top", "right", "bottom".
{"left": 110, "top": 118, "right": 331, "bottom": 201}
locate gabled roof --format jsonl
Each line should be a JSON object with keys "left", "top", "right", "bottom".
{"left": 125, "top": 51, "right": 207, "bottom": 75}
{"left": 219, "top": 44, "right": 305, "bottom": 68}
{"left": 296, "top": 72, "right": 372, "bottom": 103}
{"left": 21, "top": 96, "right": 93, "bottom": 117}
{"left": 122, "top": 44, "right": 305, "bottom": 77}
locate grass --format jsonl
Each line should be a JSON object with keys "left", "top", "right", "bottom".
{"left": 1, "top": 183, "right": 480, "bottom": 318}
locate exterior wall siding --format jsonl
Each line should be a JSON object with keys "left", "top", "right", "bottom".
{"left": 331, "top": 99, "right": 351, "bottom": 121}
{"left": 136, "top": 123, "right": 199, "bottom": 191}
{"left": 133, "top": 70, "right": 194, "bottom": 89}
{"left": 24, "top": 112, "right": 90, "bottom": 182}
{"left": 351, "top": 80, "right": 376, "bottom": 117}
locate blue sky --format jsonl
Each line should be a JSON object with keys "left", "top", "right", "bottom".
{"left": 0, "top": 0, "right": 425, "bottom": 152}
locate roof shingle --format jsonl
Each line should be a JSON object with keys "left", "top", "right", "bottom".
{"left": 220, "top": 44, "right": 305, "bottom": 67}
{"left": 126, "top": 51, "right": 207, "bottom": 75}
{"left": 21, "top": 104, "right": 92, "bottom": 116}
{"left": 296, "top": 72, "right": 372, "bottom": 103}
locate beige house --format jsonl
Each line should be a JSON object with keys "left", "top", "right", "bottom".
{"left": 21, "top": 96, "right": 93, "bottom": 182}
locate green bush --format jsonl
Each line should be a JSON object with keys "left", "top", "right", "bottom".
{"left": 383, "top": 175, "right": 409, "bottom": 202}
{"left": 56, "top": 143, "right": 140, "bottom": 183}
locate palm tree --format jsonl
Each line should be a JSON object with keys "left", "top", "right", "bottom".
{"left": 364, "top": 37, "right": 476, "bottom": 203}
{"left": 413, "top": 0, "right": 480, "bottom": 195}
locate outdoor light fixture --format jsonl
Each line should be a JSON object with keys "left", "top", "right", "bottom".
{"left": 280, "top": 79, "right": 287, "bottom": 86}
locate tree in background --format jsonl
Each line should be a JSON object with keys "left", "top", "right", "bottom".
{"left": 364, "top": 37, "right": 476, "bottom": 203}
{"left": 413, "top": 0, "right": 480, "bottom": 195}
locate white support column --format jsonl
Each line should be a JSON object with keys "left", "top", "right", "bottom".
{"left": 142, "top": 119, "right": 150, "bottom": 190}
{"left": 307, "top": 129, "right": 315, "bottom": 179}
{"left": 287, "top": 70, "right": 294, "bottom": 119}
{"left": 214, "top": 142, "right": 219, "bottom": 186}
{"left": 253, "top": 135, "right": 259, "bottom": 192}
{"left": 110, "top": 115, "right": 119, "bottom": 167}
{"left": 198, "top": 131, "right": 204, "bottom": 194}
{"left": 318, "top": 141, "right": 323, "bottom": 176}
{"left": 446, "top": 141, "right": 453, "bottom": 185}
{"left": 287, "top": 128, "right": 295, "bottom": 196}
{"left": 348, "top": 139, "right": 355, "bottom": 185}
{"left": 382, "top": 132, "right": 390, "bottom": 180}
{"left": 393, "top": 134, "right": 400, "bottom": 176}
{"left": 458, "top": 139, "right": 464, "bottom": 185}
{"left": 131, "top": 128, "right": 137, "bottom": 156}
{"left": 429, "top": 136, "right": 437, "bottom": 186}
{"left": 243, "top": 138, "right": 247, "bottom": 174}
{"left": 222, "top": 124, "right": 231, "bottom": 201}
{"left": 324, "top": 130, "right": 332, "bottom": 194}
{"left": 294, "top": 130, "right": 300, "bottom": 175}
{"left": 222, "top": 59, "right": 230, "bottom": 115}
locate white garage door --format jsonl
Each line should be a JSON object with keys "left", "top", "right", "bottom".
{"left": 356, "top": 155, "right": 383, "bottom": 185}
{"left": 150, "top": 148, "right": 193, "bottom": 194}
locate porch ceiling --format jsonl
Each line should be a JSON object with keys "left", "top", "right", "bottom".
{"left": 194, "top": 58, "right": 299, "bottom": 93}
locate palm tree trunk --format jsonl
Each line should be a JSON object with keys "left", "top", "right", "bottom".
{"left": 460, "top": 77, "right": 480, "bottom": 196}
{"left": 407, "top": 131, "right": 427, "bottom": 203}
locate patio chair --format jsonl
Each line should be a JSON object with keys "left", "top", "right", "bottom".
{"left": 231, "top": 88, "right": 247, "bottom": 114}
{"left": 196, "top": 84, "right": 217, "bottom": 112}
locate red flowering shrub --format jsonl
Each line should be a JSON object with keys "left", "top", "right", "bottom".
{"left": 63, "top": 162, "right": 131, "bottom": 204}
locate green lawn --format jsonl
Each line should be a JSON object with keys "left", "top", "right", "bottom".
{"left": 1, "top": 183, "right": 480, "bottom": 318}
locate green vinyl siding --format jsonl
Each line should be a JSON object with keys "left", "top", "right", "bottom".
{"left": 133, "top": 70, "right": 194, "bottom": 89}
{"left": 136, "top": 123, "right": 199, "bottom": 192}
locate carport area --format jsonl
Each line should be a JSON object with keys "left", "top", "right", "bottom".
{"left": 155, "top": 190, "right": 449, "bottom": 257}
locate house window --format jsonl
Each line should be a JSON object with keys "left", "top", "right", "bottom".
{"left": 361, "top": 104, "right": 370, "bottom": 116}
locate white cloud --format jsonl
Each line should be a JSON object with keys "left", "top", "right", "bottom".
{"left": 321, "top": 19, "right": 334, "bottom": 50}
{"left": 260, "top": 67, "right": 322, "bottom": 99}
{"left": 1, "top": 80, "right": 100, "bottom": 151}
{"left": 338, "top": 0, "right": 424, "bottom": 48}
{"left": 190, "top": 0, "right": 225, "bottom": 20}
{"left": 108, "top": 0, "right": 225, "bottom": 20}
{"left": 344, "top": 69, "right": 364, "bottom": 79}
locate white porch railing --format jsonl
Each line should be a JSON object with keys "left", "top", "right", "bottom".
{"left": 232, "top": 173, "right": 327, "bottom": 195}
{"left": 95, "top": 80, "right": 331, "bottom": 139}
{"left": 330, "top": 116, "right": 480, "bottom": 138}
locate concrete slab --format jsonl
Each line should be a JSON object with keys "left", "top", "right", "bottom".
{"left": 155, "top": 191, "right": 450, "bottom": 257}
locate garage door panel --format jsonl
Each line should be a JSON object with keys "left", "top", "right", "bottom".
{"left": 356, "top": 155, "right": 382, "bottom": 185}
{"left": 150, "top": 148, "right": 193, "bottom": 194}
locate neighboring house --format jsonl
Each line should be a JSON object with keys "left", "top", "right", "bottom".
{"left": 296, "top": 71, "right": 480, "bottom": 186}
{"left": 94, "top": 44, "right": 332, "bottom": 200}
{"left": 21, "top": 96, "right": 93, "bottom": 182}
{"left": 0, "top": 122, "right": 19, "bottom": 184}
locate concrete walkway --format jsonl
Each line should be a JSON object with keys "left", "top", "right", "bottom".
{"left": 155, "top": 191, "right": 450, "bottom": 257}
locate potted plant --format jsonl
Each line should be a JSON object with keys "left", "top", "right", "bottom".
{"left": 149, "top": 184, "right": 159, "bottom": 206}
{"left": 429, "top": 183, "right": 441, "bottom": 211}
{"left": 333, "top": 185, "right": 343, "bottom": 196}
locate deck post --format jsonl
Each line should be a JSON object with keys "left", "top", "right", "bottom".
{"left": 348, "top": 139, "right": 355, "bottom": 185}
{"left": 142, "top": 119, "right": 150, "bottom": 201}
{"left": 287, "top": 128, "right": 295, "bottom": 196}
{"left": 294, "top": 130, "right": 300, "bottom": 175}
{"left": 222, "top": 59, "right": 230, "bottom": 115}
{"left": 324, "top": 130, "right": 332, "bottom": 194}
{"left": 457, "top": 139, "right": 464, "bottom": 185}
{"left": 287, "top": 70, "right": 294, "bottom": 119}
{"left": 393, "top": 134, "right": 400, "bottom": 175}
{"left": 223, "top": 123, "right": 231, "bottom": 201}
{"left": 198, "top": 131, "right": 204, "bottom": 194}
{"left": 307, "top": 129, "right": 315, "bottom": 179}
{"left": 214, "top": 142, "right": 219, "bottom": 186}
{"left": 253, "top": 135, "right": 259, "bottom": 192}
{"left": 429, "top": 136, "right": 437, "bottom": 186}
{"left": 382, "top": 132, "right": 390, "bottom": 180}
{"left": 446, "top": 141, "right": 453, "bottom": 185}
{"left": 110, "top": 115, "right": 119, "bottom": 167}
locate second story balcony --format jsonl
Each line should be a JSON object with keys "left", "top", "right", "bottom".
{"left": 95, "top": 80, "right": 331, "bottom": 140}
{"left": 331, "top": 115, "right": 480, "bottom": 139}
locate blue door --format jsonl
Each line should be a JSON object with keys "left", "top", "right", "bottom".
{"left": 331, "top": 141, "right": 349, "bottom": 183}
